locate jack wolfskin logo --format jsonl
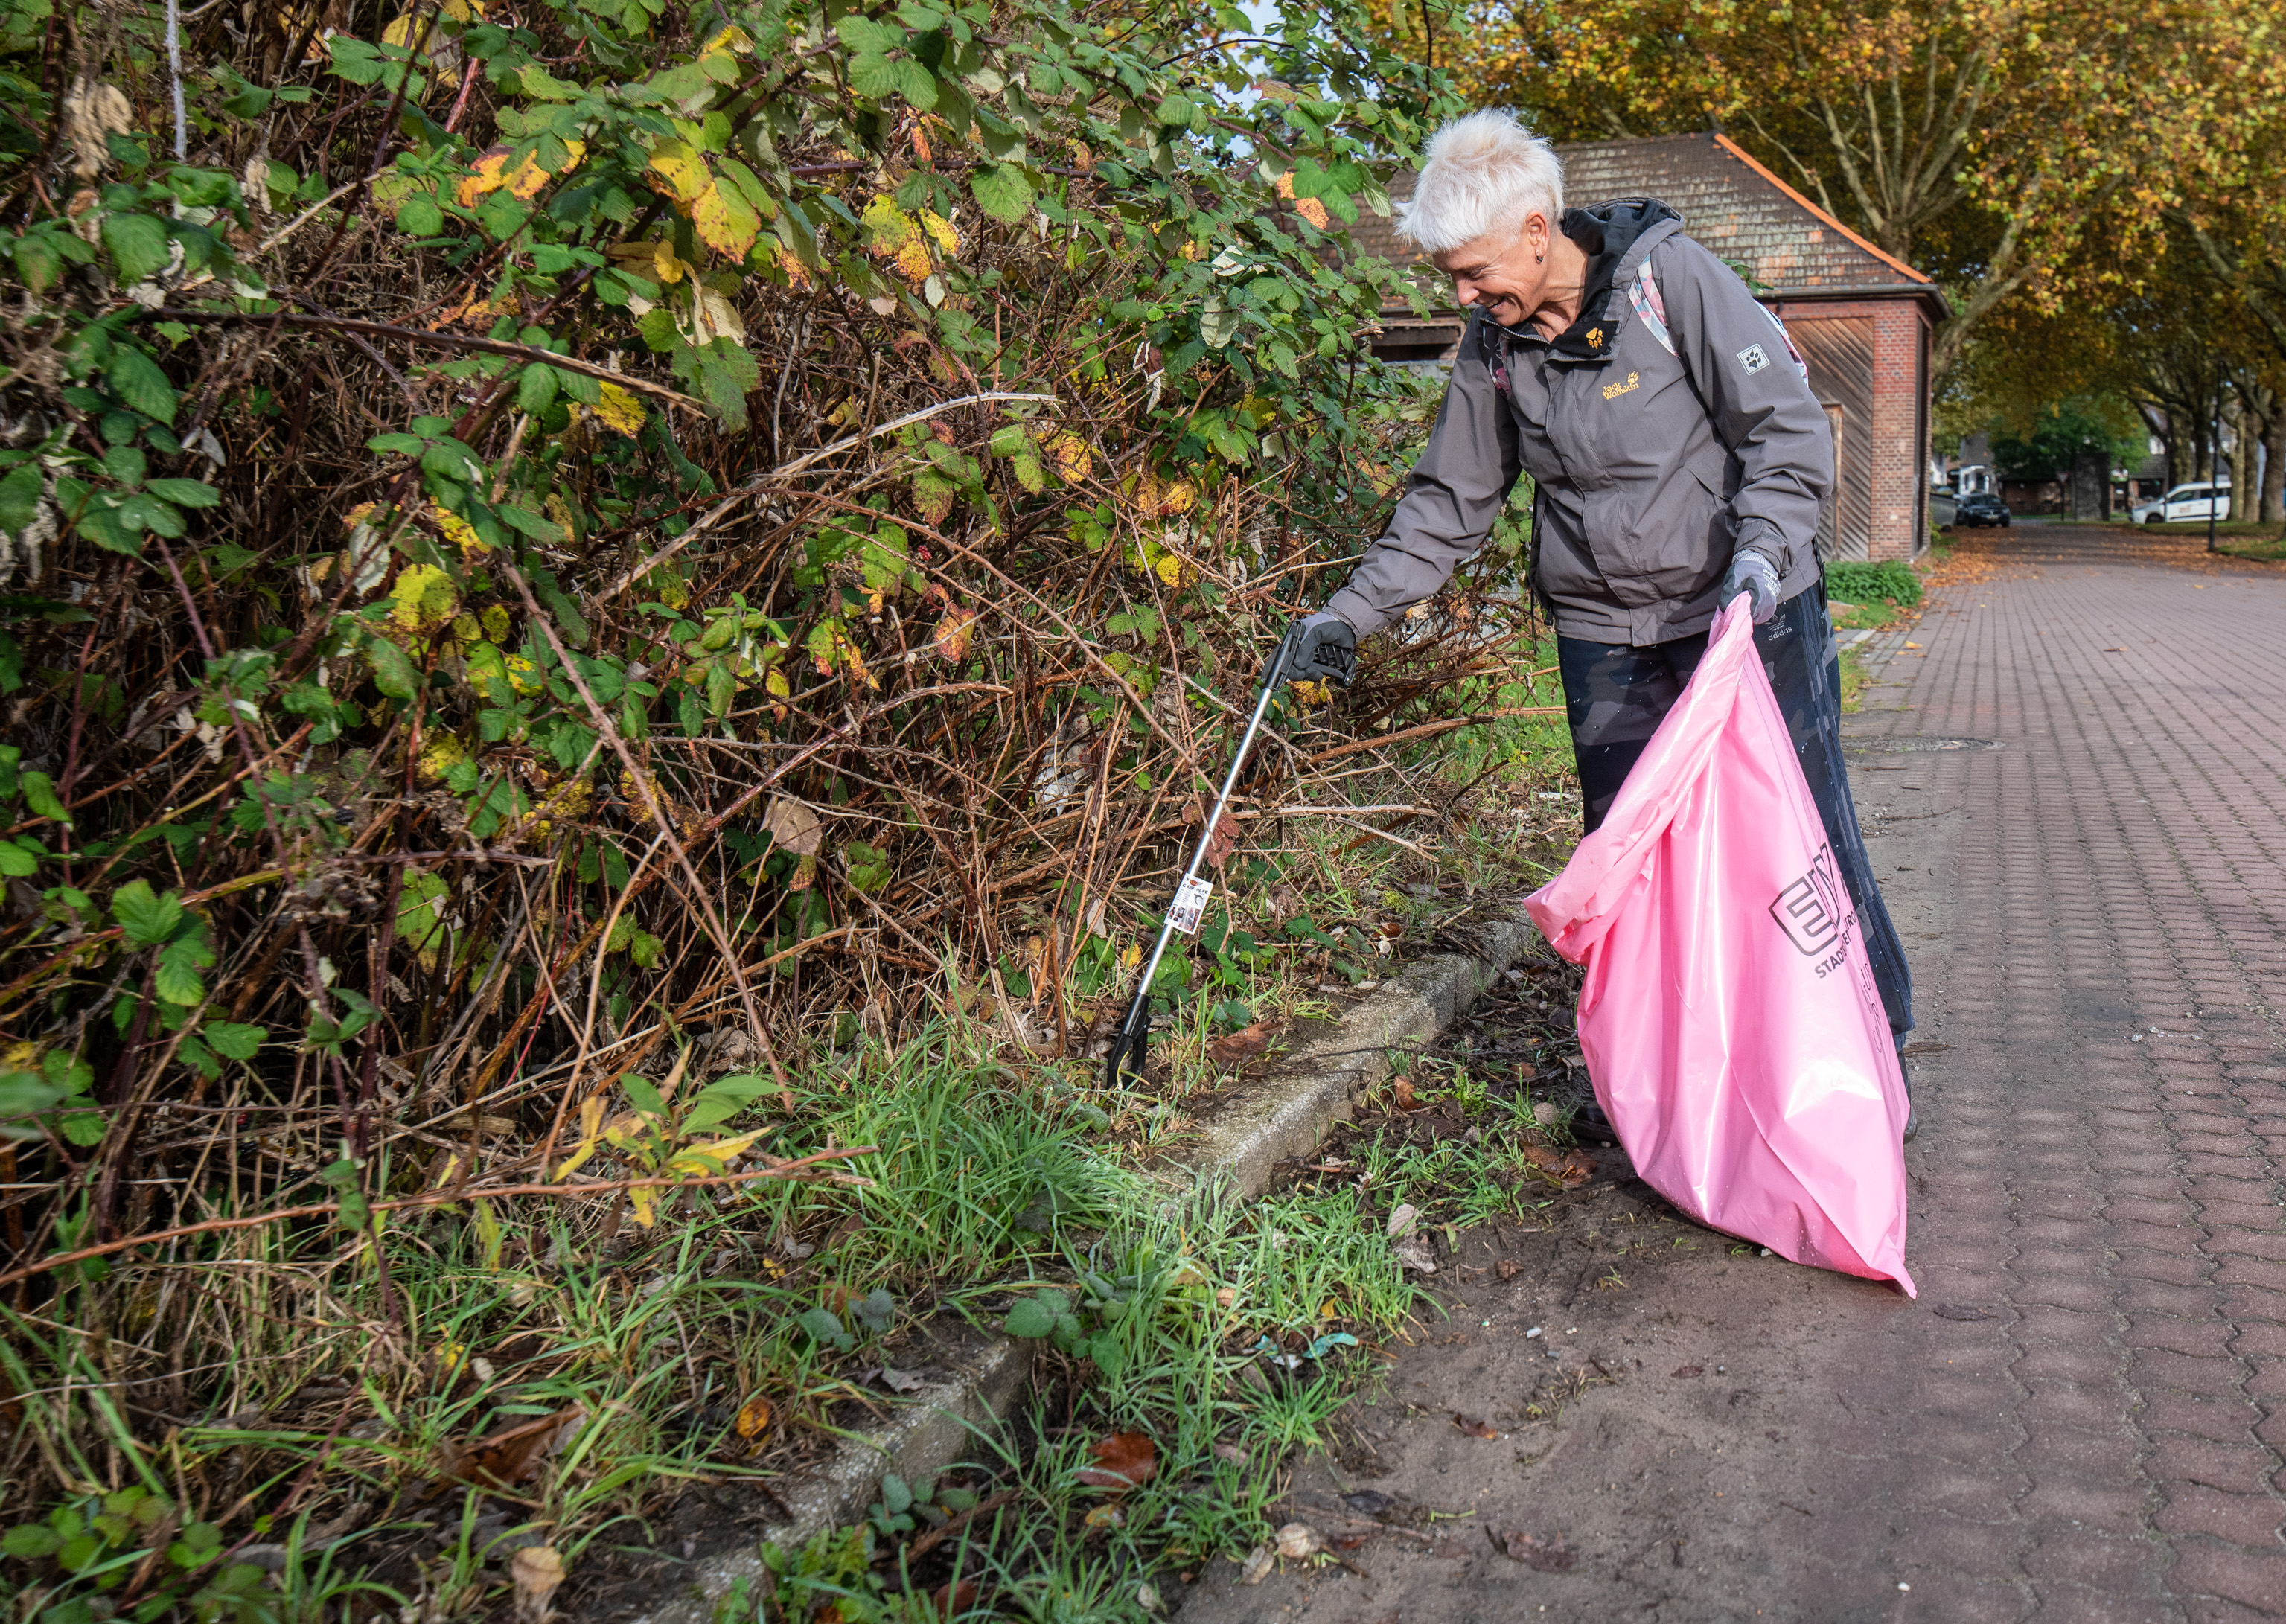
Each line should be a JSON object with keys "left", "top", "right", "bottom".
{"left": 1585, "top": 326, "right": 1605, "bottom": 349}
{"left": 1737, "top": 342, "right": 1771, "bottom": 375}
{"left": 1602, "top": 370, "right": 1641, "bottom": 400}
{"left": 1769, "top": 844, "right": 1847, "bottom": 955}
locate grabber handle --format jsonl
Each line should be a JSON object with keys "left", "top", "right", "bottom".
{"left": 1103, "top": 627, "right": 1300, "bottom": 1088}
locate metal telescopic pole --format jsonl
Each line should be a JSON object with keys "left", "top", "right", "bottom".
{"left": 1103, "top": 631, "right": 1299, "bottom": 1087}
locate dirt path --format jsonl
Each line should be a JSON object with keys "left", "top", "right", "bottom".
{"left": 1175, "top": 528, "right": 2286, "bottom": 1623}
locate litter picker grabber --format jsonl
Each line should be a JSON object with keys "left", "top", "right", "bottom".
{"left": 1103, "top": 627, "right": 1301, "bottom": 1088}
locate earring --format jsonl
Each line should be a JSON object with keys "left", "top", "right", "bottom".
{"left": 1535, "top": 254, "right": 1544, "bottom": 263}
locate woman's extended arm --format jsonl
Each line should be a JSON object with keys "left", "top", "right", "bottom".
{"left": 1324, "top": 316, "right": 1524, "bottom": 637}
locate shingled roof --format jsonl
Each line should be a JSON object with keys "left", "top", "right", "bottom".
{"left": 1355, "top": 131, "right": 1945, "bottom": 315}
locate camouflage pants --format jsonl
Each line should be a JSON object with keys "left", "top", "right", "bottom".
{"left": 1557, "top": 584, "right": 1914, "bottom": 1037}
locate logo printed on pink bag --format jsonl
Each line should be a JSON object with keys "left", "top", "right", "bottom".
{"left": 1769, "top": 845, "right": 1851, "bottom": 956}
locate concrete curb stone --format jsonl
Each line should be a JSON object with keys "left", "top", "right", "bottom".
{"left": 625, "top": 903, "right": 1548, "bottom": 1623}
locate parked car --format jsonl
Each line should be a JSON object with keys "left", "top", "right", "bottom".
{"left": 2131, "top": 482, "right": 2229, "bottom": 525}
{"left": 1929, "top": 487, "right": 1958, "bottom": 530}
{"left": 1955, "top": 492, "right": 2011, "bottom": 528}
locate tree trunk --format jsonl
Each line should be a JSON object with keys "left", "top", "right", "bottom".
{"left": 2232, "top": 395, "right": 2258, "bottom": 522}
{"left": 2264, "top": 406, "right": 2285, "bottom": 525}
{"left": 2069, "top": 449, "right": 2106, "bottom": 521}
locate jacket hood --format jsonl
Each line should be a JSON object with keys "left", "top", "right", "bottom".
{"left": 1561, "top": 197, "right": 1684, "bottom": 272}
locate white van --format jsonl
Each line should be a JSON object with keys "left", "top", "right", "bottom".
{"left": 2130, "top": 482, "right": 2230, "bottom": 525}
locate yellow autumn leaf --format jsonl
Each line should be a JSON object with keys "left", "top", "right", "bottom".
{"left": 920, "top": 211, "right": 961, "bottom": 257}
{"left": 700, "top": 22, "right": 753, "bottom": 53}
{"left": 456, "top": 146, "right": 514, "bottom": 206}
{"left": 652, "top": 239, "right": 693, "bottom": 285}
{"left": 1047, "top": 432, "right": 1092, "bottom": 483}
{"left": 734, "top": 1393, "right": 773, "bottom": 1437}
{"left": 432, "top": 502, "right": 487, "bottom": 556}
{"left": 593, "top": 383, "right": 646, "bottom": 438}
{"left": 645, "top": 139, "right": 712, "bottom": 204}
{"left": 391, "top": 562, "right": 460, "bottom": 633}
{"left": 416, "top": 732, "right": 467, "bottom": 783}
{"left": 513, "top": 138, "right": 582, "bottom": 198}
{"left": 627, "top": 1186, "right": 657, "bottom": 1229}
{"left": 1154, "top": 549, "right": 1192, "bottom": 589}
{"left": 692, "top": 181, "right": 762, "bottom": 262}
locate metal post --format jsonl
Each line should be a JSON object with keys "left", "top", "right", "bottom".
{"left": 2209, "top": 387, "right": 2221, "bottom": 554}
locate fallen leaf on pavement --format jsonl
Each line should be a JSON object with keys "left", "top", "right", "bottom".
{"left": 1492, "top": 1529, "right": 1576, "bottom": 1570}
{"left": 509, "top": 1545, "right": 563, "bottom": 1624}
{"left": 441, "top": 1405, "right": 584, "bottom": 1489}
{"left": 1274, "top": 1521, "right": 1321, "bottom": 1559}
{"left": 1671, "top": 1364, "right": 1703, "bottom": 1378}
{"left": 734, "top": 1394, "right": 773, "bottom": 1437}
{"left": 1496, "top": 1259, "right": 1522, "bottom": 1281}
{"left": 1077, "top": 1430, "right": 1157, "bottom": 1490}
{"left": 1207, "top": 1022, "right": 1280, "bottom": 1068}
{"left": 1519, "top": 1144, "right": 1594, "bottom": 1188}
{"left": 1452, "top": 1413, "right": 1500, "bottom": 1439}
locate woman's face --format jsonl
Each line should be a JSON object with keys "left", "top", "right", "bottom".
{"left": 1431, "top": 212, "right": 1553, "bottom": 329}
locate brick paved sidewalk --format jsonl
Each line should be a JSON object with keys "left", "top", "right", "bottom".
{"left": 1823, "top": 525, "right": 2286, "bottom": 1620}
{"left": 1172, "top": 526, "right": 2286, "bottom": 1624}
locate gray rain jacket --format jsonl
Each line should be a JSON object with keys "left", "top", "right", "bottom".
{"left": 1325, "top": 200, "right": 1832, "bottom": 646}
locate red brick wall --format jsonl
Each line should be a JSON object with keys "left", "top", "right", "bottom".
{"left": 1767, "top": 294, "right": 1934, "bottom": 563}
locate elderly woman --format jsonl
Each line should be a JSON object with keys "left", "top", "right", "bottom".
{"left": 1289, "top": 110, "right": 1914, "bottom": 1128}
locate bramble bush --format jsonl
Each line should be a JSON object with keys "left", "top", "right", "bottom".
{"left": 0, "top": 0, "right": 1553, "bottom": 1603}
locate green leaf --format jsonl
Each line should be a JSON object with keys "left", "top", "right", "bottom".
{"left": 621, "top": 1072, "right": 665, "bottom": 1116}
{"left": 1155, "top": 93, "right": 1196, "bottom": 127}
{"left": 396, "top": 194, "right": 444, "bottom": 236}
{"left": 1, "top": 1523, "right": 63, "bottom": 1559}
{"left": 0, "top": 840, "right": 38, "bottom": 877}
{"left": 156, "top": 931, "right": 214, "bottom": 1005}
{"left": 0, "top": 464, "right": 42, "bottom": 535}
{"left": 146, "top": 478, "right": 221, "bottom": 509}
{"left": 970, "top": 162, "right": 1032, "bottom": 224}
{"left": 365, "top": 635, "right": 418, "bottom": 700}
{"left": 517, "top": 363, "right": 560, "bottom": 412}
{"left": 890, "top": 59, "right": 939, "bottom": 109}
{"left": 203, "top": 1022, "right": 264, "bottom": 1061}
{"left": 101, "top": 212, "right": 171, "bottom": 284}
{"left": 13, "top": 233, "right": 60, "bottom": 295}
{"left": 1002, "top": 1297, "right": 1053, "bottom": 1339}
{"left": 106, "top": 344, "right": 178, "bottom": 423}
{"left": 20, "top": 770, "right": 70, "bottom": 826}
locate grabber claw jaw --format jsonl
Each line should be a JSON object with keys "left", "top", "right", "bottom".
{"left": 1103, "top": 993, "right": 1150, "bottom": 1088}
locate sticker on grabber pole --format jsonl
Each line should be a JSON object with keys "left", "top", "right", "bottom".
{"left": 1168, "top": 876, "right": 1213, "bottom": 936}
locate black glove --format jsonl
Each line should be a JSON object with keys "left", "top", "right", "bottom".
{"left": 1288, "top": 610, "right": 1357, "bottom": 685}
{"left": 1720, "top": 550, "right": 1780, "bottom": 624}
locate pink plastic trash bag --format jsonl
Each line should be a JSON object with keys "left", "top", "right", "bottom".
{"left": 1524, "top": 602, "right": 1915, "bottom": 1294}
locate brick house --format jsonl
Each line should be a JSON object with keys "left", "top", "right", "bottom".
{"left": 1355, "top": 132, "right": 1950, "bottom": 562}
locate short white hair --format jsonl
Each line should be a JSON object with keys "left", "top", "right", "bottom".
{"left": 1397, "top": 109, "right": 1564, "bottom": 255}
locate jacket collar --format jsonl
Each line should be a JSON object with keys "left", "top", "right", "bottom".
{"left": 1545, "top": 199, "right": 1683, "bottom": 362}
